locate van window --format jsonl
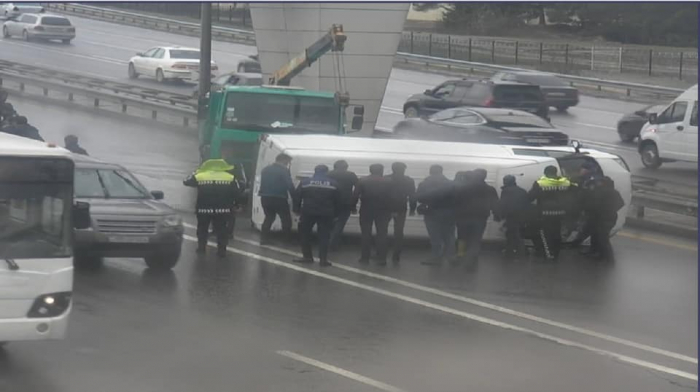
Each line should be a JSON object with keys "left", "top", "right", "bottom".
{"left": 658, "top": 101, "right": 688, "bottom": 124}
{"left": 690, "top": 101, "right": 698, "bottom": 126}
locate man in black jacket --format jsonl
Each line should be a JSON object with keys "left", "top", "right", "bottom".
{"left": 528, "top": 165, "right": 572, "bottom": 260}
{"left": 3, "top": 116, "right": 43, "bottom": 141}
{"left": 293, "top": 164, "right": 340, "bottom": 266}
{"left": 415, "top": 165, "right": 456, "bottom": 265}
{"left": 353, "top": 163, "right": 393, "bottom": 265}
{"left": 64, "top": 135, "right": 89, "bottom": 156}
{"left": 454, "top": 168, "right": 498, "bottom": 263}
{"left": 258, "top": 153, "right": 295, "bottom": 243}
{"left": 386, "top": 162, "right": 416, "bottom": 263}
{"left": 497, "top": 175, "right": 530, "bottom": 258}
{"left": 327, "top": 160, "right": 359, "bottom": 251}
{"left": 584, "top": 176, "right": 624, "bottom": 260}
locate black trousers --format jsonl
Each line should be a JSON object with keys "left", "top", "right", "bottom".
{"left": 536, "top": 217, "right": 562, "bottom": 259}
{"left": 504, "top": 220, "right": 525, "bottom": 255}
{"left": 457, "top": 218, "right": 487, "bottom": 261}
{"left": 359, "top": 209, "right": 391, "bottom": 261}
{"left": 390, "top": 211, "right": 407, "bottom": 259}
{"left": 299, "top": 214, "right": 334, "bottom": 262}
{"left": 197, "top": 213, "right": 229, "bottom": 250}
{"left": 261, "top": 196, "right": 292, "bottom": 239}
{"left": 590, "top": 218, "right": 615, "bottom": 258}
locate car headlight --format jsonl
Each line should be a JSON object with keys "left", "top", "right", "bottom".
{"left": 162, "top": 214, "right": 182, "bottom": 227}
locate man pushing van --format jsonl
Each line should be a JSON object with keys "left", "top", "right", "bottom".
{"left": 528, "top": 165, "right": 572, "bottom": 261}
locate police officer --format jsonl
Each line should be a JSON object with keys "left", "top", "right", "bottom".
{"left": 293, "top": 164, "right": 340, "bottom": 266}
{"left": 386, "top": 162, "right": 416, "bottom": 263}
{"left": 184, "top": 159, "right": 241, "bottom": 258}
{"left": 259, "top": 153, "right": 295, "bottom": 244}
{"left": 496, "top": 174, "right": 530, "bottom": 258}
{"left": 327, "top": 160, "right": 359, "bottom": 251}
{"left": 584, "top": 176, "right": 625, "bottom": 260}
{"left": 353, "top": 163, "right": 393, "bottom": 265}
{"left": 528, "top": 165, "right": 571, "bottom": 260}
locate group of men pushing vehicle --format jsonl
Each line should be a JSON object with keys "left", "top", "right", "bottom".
{"left": 185, "top": 152, "right": 625, "bottom": 266}
{"left": 0, "top": 89, "right": 89, "bottom": 155}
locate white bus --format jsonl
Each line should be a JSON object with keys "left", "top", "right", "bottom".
{"left": 0, "top": 133, "right": 89, "bottom": 344}
{"left": 252, "top": 135, "right": 632, "bottom": 241}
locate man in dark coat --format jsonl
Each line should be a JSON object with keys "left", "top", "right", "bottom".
{"left": 496, "top": 175, "right": 531, "bottom": 258}
{"left": 386, "top": 162, "right": 416, "bottom": 263}
{"left": 353, "top": 163, "right": 393, "bottom": 265}
{"left": 454, "top": 168, "right": 498, "bottom": 263}
{"left": 64, "top": 135, "right": 89, "bottom": 155}
{"left": 415, "top": 165, "right": 456, "bottom": 265}
{"left": 258, "top": 153, "right": 295, "bottom": 243}
{"left": 3, "top": 116, "right": 43, "bottom": 141}
{"left": 327, "top": 160, "right": 359, "bottom": 251}
{"left": 584, "top": 176, "right": 625, "bottom": 260}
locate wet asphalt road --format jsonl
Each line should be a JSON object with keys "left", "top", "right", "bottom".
{"left": 0, "top": 96, "right": 697, "bottom": 391}
{"left": 0, "top": 13, "right": 697, "bottom": 189}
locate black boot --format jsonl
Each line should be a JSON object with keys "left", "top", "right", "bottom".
{"left": 196, "top": 243, "right": 206, "bottom": 255}
{"left": 217, "top": 248, "right": 227, "bottom": 258}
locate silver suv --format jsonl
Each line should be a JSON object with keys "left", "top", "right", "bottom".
{"left": 72, "top": 155, "right": 183, "bottom": 270}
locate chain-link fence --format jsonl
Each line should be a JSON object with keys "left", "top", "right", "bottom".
{"left": 398, "top": 32, "right": 698, "bottom": 81}
{"left": 102, "top": 2, "right": 253, "bottom": 27}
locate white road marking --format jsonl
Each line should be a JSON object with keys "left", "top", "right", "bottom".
{"left": 183, "top": 222, "right": 696, "bottom": 364}
{"left": 277, "top": 350, "right": 408, "bottom": 392}
{"left": 183, "top": 234, "right": 698, "bottom": 382}
{"left": 0, "top": 38, "right": 124, "bottom": 66}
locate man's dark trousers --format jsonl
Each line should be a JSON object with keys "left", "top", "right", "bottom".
{"left": 537, "top": 217, "right": 562, "bottom": 259}
{"left": 390, "top": 211, "right": 407, "bottom": 260}
{"left": 261, "top": 196, "right": 292, "bottom": 240}
{"left": 197, "top": 213, "right": 229, "bottom": 251}
{"left": 359, "top": 209, "right": 391, "bottom": 262}
{"left": 299, "top": 214, "right": 334, "bottom": 262}
{"left": 329, "top": 208, "right": 352, "bottom": 249}
{"left": 457, "top": 218, "right": 487, "bottom": 262}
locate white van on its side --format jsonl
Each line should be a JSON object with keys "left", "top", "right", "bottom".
{"left": 252, "top": 135, "right": 632, "bottom": 241}
{"left": 639, "top": 84, "right": 698, "bottom": 169}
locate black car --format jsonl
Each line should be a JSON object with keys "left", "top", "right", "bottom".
{"left": 491, "top": 71, "right": 579, "bottom": 112}
{"left": 378, "top": 107, "right": 569, "bottom": 146}
{"left": 617, "top": 103, "right": 666, "bottom": 142}
{"left": 403, "top": 79, "right": 549, "bottom": 120}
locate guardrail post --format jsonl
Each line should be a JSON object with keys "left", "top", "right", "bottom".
{"left": 468, "top": 38, "right": 472, "bottom": 61}
{"left": 43, "top": 88, "right": 48, "bottom": 96}
{"left": 94, "top": 98, "right": 99, "bottom": 107}
{"left": 229, "top": 5, "right": 232, "bottom": 22}
{"left": 410, "top": 31, "right": 414, "bottom": 53}
{"left": 19, "top": 83, "right": 24, "bottom": 92}
{"left": 152, "top": 110, "right": 157, "bottom": 120}
{"left": 447, "top": 36, "right": 451, "bottom": 59}
{"left": 636, "top": 205, "right": 645, "bottom": 219}
{"left": 184, "top": 117, "right": 189, "bottom": 127}
{"left": 679, "top": 52, "right": 684, "bottom": 80}
{"left": 122, "top": 104, "right": 127, "bottom": 113}
{"left": 648, "top": 49, "right": 652, "bottom": 76}
{"left": 68, "top": 93, "right": 73, "bottom": 102}
{"left": 564, "top": 44, "right": 569, "bottom": 68}
{"left": 491, "top": 40, "right": 495, "bottom": 63}
{"left": 515, "top": 41, "right": 519, "bottom": 65}
{"left": 428, "top": 34, "right": 432, "bottom": 56}
{"left": 539, "top": 42, "right": 543, "bottom": 64}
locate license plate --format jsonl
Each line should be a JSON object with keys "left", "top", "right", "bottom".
{"left": 526, "top": 138, "right": 550, "bottom": 144}
{"left": 108, "top": 236, "right": 149, "bottom": 244}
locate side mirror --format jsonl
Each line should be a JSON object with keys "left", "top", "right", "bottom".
{"left": 151, "top": 190, "right": 165, "bottom": 200}
{"left": 73, "top": 201, "right": 91, "bottom": 230}
{"left": 353, "top": 105, "right": 364, "bottom": 116}
{"left": 136, "top": 52, "right": 144, "bottom": 57}
{"left": 648, "top": 113, "right": 658, "bottom": 124}
{"left": 424, "top": 89, "right": 432, "bottom": 96}
{"left": 571, "top": 140, "right": 582, "bottom": 153}
{"left": 351, "top": 116, "right": 363, "bottom": 131}
{"left": 634, "top": 110, "right": 645, "bottom": 116}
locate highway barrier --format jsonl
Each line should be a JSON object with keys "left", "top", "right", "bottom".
{"left": 45, "top": 3, "right": 687, "bottom": 102}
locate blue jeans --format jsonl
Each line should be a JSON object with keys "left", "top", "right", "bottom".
{"left": 423, "top": 210, "right": 456, "bottom": 261}
{"left": 329, "top": 208, "right": 353, "bottom": 249}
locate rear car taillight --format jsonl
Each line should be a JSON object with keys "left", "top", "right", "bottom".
{"left": 171, "top": 63, "right": 188, "bottom": 69}
{"left": 27, "top": 292, "right": 72, "bottom": 318}
{"left": 484, "top": 97, "right": 494, "bottom": 107}
{"left": 34, "top": 25, "right": 44, "bottom": 31}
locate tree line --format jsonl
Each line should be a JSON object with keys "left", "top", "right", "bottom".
{"left": 412, "top": 3, "right": 698, "bottom": 47}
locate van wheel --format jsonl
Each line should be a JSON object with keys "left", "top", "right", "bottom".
{"left": 640, "top": 143, "right": 662, "bottom": 169}
{"left": 404, "top": 106, "right": 419, "bottom": 118}
{"left": 128, "top": 63, "right": 138, "bottom": 79}
{"left": 145, "top": 250, "right": 180, "bottom": 271}
{"left": 618, "top": 133, "right": 636, "bottom": 143}
{"left": 74, "top": 255, "right": 103, "bottom": 270}
{"left": 156, "top": 69, "right": 165, "bottom": 83}
{"left": 62, "top": 39, "right": 71, "bottom": 45}
{"left": 556, "top": 106, "right": 569, "bottom": 112}
{"left": 2, "top": 26, "right": 9, "bottom": 38}
{"left": 22, "top": 30, "right": 30, "bottom": 42}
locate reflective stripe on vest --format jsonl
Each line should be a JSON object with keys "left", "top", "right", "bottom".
{"left": 536, "top": 176, "right": 571, "bottom": 191}
{"left": 194, "top": 171, "right": 235, "bottom": 184}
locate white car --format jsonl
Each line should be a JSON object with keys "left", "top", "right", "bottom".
{"left": 2, "top": 13, "right": 75, "bottom": 43}
{"left": 1, "top": 2, "right": 44, "bottom": 19}
{"left": 128, "top": 46, "right": 219, "bottom": 83}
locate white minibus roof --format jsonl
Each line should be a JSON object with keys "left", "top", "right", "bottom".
{"left": 0, "top": 133, "right": 71, "bottom": 158}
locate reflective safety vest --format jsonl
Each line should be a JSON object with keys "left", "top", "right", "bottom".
{"left": 535, "top": 176, "right": 571, "bottom": 216}
{"left": 187, "top": 166, "right": 237, "bottom": 215}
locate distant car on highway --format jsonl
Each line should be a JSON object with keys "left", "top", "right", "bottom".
{"left": 191, "top": 71, "right": 263, "bottom": 98}
{"left": 2, "top": 13, "right": 74, "bottom": 44}
{"left": 403, "top": 79, "right": 549, "bottom": 120}
{"left": 128, "top": 46, "right": 219, "bottom": 83}
{"left": 1, "top": 2, "right": 44, "bottom": 19}
{"left": 491, "top": 71, "right": 579, "bottom": 112}
{"left": 237, "top": 55, "right": 261, "bottom": 73}
{"left": 378, "top": 107, "right": 569, "bottom": 146}
{"left": 72, "top": 155, "right": 184, "bottom": 270}
{"left": 616, "top": 103, "right": 666, "bottom": 142}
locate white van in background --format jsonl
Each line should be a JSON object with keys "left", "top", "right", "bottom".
{"left": 252, "top": 135, "right": 632, "bottom": 241}
{"left": 639, "top": 84, "right": 698, "bottom": 169}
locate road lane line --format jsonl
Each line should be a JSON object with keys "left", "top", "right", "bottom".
{"left": 183, "top": 222, "right": 697, "bottom": 364}
{"left": 0, "top": 39, "right": 125, "bottom": 66}
{"left": 277, "top": 350, "right": 408, "bottom": 392}
{"left": 618, "top": 232, "right": 698, "bottom": 252}
{"left": 182, "top": 234, "right": 698, "bottom": 382}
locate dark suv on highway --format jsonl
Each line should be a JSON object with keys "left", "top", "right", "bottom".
{"left": 403, "top": 79, "right": 549, "bottom": 120}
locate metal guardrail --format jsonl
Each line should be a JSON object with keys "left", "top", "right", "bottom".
{"left": 46, "top": 3, "right": 687, "bottom": 101}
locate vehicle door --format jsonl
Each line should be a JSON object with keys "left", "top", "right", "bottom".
{"left": 422, "top": 82, "right": 457, "bottom": 115}
{"left": 150, "top": 48, "right": 166, "bottom": 75}
{"left": 653, "top": 100, "right": 689, "bottom": 160}
{"left": 683, "top": 100, "right": 698, "bottom": 162}
{"left": 134, "top": 47, "right": 158, "bottom": 74}
{"left": 9, "top": 13, "right": 31, "bottom": 35}
{"left": 460, "top": 83, "right": 491, "bottom": 107}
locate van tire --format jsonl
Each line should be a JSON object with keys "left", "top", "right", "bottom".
{"left": 404, "top": 105, "right": 419, "bottom": 118}
{"left": 156, "top": 69, "right": 165, "bottom": 83}
{"left": 145, "top": 250, "right": 180, "bottom": 271}
{"left": 640, "top": 143, "right": 662, "bottom": 169}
